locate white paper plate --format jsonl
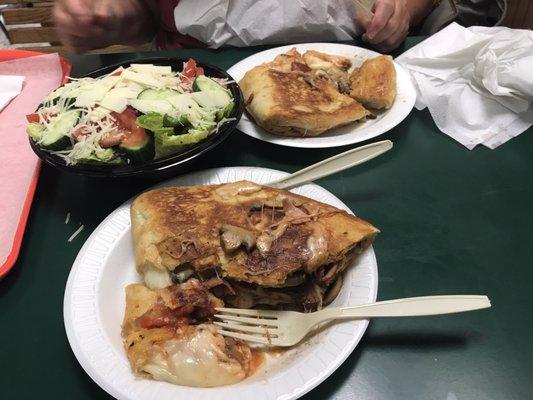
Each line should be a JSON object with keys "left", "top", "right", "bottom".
{"left": 64, "top": 167, "right": 378, "bottom": 400}
{"left": 227, "top": 43, "right": 416, "bottom": 148}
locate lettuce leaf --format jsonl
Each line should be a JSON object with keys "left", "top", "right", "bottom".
{"left": 136, "top": 112, "right": 173, "bottom": 136}
{"left": 154, "top": 128, "right": 212, "bottom": 158}
{"left": 137, "top": 113, "right": 213, "bottom": 158}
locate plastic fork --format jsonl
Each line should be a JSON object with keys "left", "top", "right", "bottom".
{"left": 266, "top": 139, "right": 392, "bottom": 190}
{"left": 214, "top": 295, "right": 491, "bottom": 347}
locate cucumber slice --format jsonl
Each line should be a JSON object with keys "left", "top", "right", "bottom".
{"left": 137, "top": 88, "right": 182, "bottom": 101}
{"left": 38, "top": 110, "right": 79, "bottom": 150}
{"left": 119, "top": 134, "right": 155, "bottom": 163}
{"left": 91, "top": 157, "right": 123, "bottom": 165}
{"left": 166, "top": 93, "right": 200, "bottom": 112}
{"left": 192, "top": 76, "right": 227, "bottom": 93}
{"left": 42, "top": 135, "right": 72, "bottom": 151}
{"left": 129, "top": 99, "right": 174, "bottom": 115}
{"left": 191, "top": 91, "right": 232, "bottom": 110}
{"left": 50, "top": 97, "right": 76, "bottom": 109}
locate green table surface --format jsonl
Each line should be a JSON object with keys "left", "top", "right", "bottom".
{"left": 1, "top": 37, "right": 532, "bottom": 400}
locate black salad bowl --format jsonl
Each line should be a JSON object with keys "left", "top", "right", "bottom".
{"left": 28, "top": 57, "right": 244, "bottom": 178}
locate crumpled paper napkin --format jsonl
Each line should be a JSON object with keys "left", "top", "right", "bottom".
{"left": 0, "top": 75, "right": 25, "bottom": 112}
{"left": 396, "top": 22, "right": 533, "bottom": 149}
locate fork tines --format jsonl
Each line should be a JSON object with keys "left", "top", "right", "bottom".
{"left": 214, "top": 307, "right": 280, "bottom": 345}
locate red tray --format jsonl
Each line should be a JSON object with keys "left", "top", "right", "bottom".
{"left": 0, "top": 50, "right": 72, "bottom": 279}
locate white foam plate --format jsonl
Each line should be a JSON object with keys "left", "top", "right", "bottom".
{"left": 64, "top": 166, "right": 378, "bottom": 400}
{"left": 227, "top": 43, "right": 416, "bottom": 148}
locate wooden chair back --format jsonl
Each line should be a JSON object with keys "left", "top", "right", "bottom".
{"left": 0, "top": 0, "right": 151, "bottom": 54}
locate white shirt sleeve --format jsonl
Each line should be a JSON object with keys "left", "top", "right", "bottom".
{"left": 173, "top": 0, "right": 361, "bottom": 48}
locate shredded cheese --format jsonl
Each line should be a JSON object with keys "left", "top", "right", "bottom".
{"left": 65, "top": 212, "right": 70, "bottom": 224}
{"left": 212, "top": 117, "right": 237, "bottom": 135}
{"left": 68, "top": 224, "right": 84, "bottom": 242}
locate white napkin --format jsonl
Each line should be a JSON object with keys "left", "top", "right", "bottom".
{"left": 0, "top": 75, "right": 25, "bottom": 112}
{"left": 396, "top": 23, "right": 533, "bottom": 149}
{"left": 173, "top": 0, "right": 360, "bottom": 48}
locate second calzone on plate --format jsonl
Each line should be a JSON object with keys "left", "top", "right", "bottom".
{"left": 239, "top": 66, "right": 368, "bottom": 137}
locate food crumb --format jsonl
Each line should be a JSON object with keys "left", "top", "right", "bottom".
{"left": 68, "top": 224, "right": 84, "bottom": 242}
{"left": 65, "top": 212, "right": 71, "bottom": 224}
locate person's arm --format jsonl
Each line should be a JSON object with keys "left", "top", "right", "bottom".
{"left": 356, "top": 0, "right": 434, "bottom": 52}
{"left": 53, "top": 0, "right": 159, "bottom": 54}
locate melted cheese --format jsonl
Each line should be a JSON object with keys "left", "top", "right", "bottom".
{"left": 215, "top": 181, "right": 262, "bottom": 199}
{"left": 306, "top": 223, "right": 329, "bottom": 270}
{"left": 144, "top": 266, "right": 172, "bottom": 289}
{"left": 142, "top": 325, "right": 246, "bottom": 387}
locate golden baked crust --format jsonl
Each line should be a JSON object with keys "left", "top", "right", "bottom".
{"left": 239, "top": 66, "right": 368, "bottom": 136}
{"left": 122, "top": 280, "right": 223, "bottom": 336}
{"left": 131, "top": 181, "right": 379, "bottom": 287}
{"left": 349, "top": 55, "right": 397, "bottom": 109}
{"left": 124, "top": 327, "right": 178, "bottom": 377}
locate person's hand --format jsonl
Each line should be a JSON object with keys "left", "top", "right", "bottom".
{"left": 355, "top": 0, "right": 411, "bottom": 52}
{"left": 53, "top": 0, "right": 156, "bottom": 54}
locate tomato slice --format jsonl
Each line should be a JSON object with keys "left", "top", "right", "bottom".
{"left": 121, "top": 123, "right": 147, "bottom": 147}
{"left": 110, "top": 108, "right": 136, "bottom": 129}
{"left": 195, "top": 66, "right": 204, "bottom": 76}
{"left": 26, "top": 113, "right": 40, "bottom": 123}
{"left": 111, "top": 70, "right": 122, "bottom": 76}
{"left": 111, "top": 108, "right": 148, "bottom": 147}
{"left": 183, "top": 59, "right": 198, "bottom": 79}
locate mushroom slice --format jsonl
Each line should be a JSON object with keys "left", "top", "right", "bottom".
{"left": 323, "top": 275, "right": 343, "bottom": 306}
{"left": 279, "top": 273, "right": 306, "bottom": 287}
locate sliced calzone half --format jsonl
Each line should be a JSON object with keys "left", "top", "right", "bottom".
{"left": 130, "top": 181, "right": 378, "bottom": 311}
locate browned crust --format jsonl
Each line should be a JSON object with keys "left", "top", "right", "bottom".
{"left": 131, "top": 181, "right": 379, "bottom": 287}
{"left": 239, "top": 66, "right": 368, "bottom": 137}
{"left": 349, "top": 55, "right": 397, "bottom": 110}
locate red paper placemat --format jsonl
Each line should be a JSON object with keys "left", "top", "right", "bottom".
{"left": 0, "top": 50, "right": 71, "bottom": 278}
